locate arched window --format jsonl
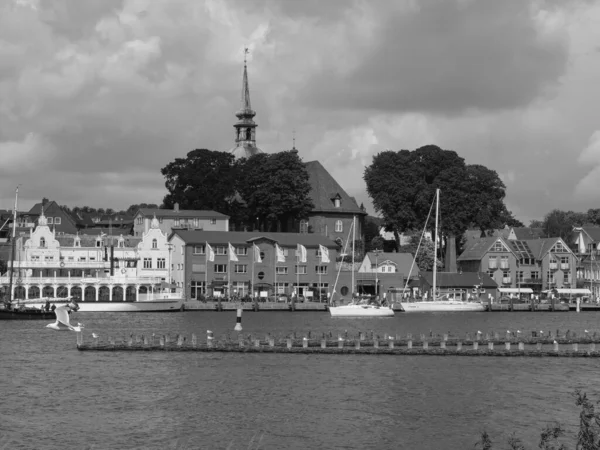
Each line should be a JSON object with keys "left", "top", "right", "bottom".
{"left": 299, "top": 220, "right": 308, "bottom": 234}
{"left": 40, "top": 237, "right": 46, "bottom": 248}
{"left": 152, "top": 239, "right": 158, "bottom": 249}
{"left": 335, "top": 220, "right": 343, "bottom": 232}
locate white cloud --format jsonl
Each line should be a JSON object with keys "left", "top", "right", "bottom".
{"left": 0, "top": 133, "right": 56, "bottom": 175}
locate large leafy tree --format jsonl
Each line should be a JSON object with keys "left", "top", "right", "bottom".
{"left": 543, "top": 209, "right": 587, "bottom": 245}
{"left": 237, "top": 151, "right": 314, "bottom": 231}
{"left": 160, "top": 149, "right": 240, "bottom": 218}
{"left": 365, "top": 145, "right": 513, "bottom": 257}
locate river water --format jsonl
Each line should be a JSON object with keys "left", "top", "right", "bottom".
{"left": 2, "top": 311, "right": 599, "bottom": 450}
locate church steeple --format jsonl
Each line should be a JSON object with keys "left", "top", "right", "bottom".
{"left": 229, "top": 47, "right": 262, "bottom": 159}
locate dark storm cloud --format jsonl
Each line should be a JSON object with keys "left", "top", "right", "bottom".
{"left": 303, "top": 1, "right": 569, "bottom": 113}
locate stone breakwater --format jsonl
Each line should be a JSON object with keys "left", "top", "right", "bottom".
{"left": 75, "top": 329, "right": 600, "bottom": 357}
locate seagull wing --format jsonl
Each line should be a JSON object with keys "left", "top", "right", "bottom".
{"left": 54, "top": 305, "right": 72, "bottom": 328}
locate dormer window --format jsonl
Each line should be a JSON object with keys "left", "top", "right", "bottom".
{"left": 331, "top": 193, "right": 342, "bottom": 208}
{"left": 74, "top": 238, "right": 81, "bottom": 247}
{"left": 118, "top": 239, "right": 124, "bottom": 248}
{"left": 152, "top": 238, "right": 158, "bottom": 249}
{"left": 334, "top": 198, "right": 340, "bottom": 208}
{"left": 96, "top": 240, "right": 102, "bottom": 248}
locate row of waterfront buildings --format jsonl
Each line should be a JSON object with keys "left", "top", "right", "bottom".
{"left": 2, "top": 52, "right": 600, "bottom": 303}
{"left": 2, "top": 203, "right": 600, "bottom": 302}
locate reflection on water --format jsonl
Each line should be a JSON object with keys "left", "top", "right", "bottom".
{"left": 1, "top": 311, "right": 598, "bottom": 449}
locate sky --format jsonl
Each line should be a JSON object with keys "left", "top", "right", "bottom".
{"left": 1, "top": 0, "right": 600, "bottom": 225}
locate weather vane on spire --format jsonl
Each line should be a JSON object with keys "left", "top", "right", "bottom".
{"left": 244, "top": 47, "right": 249, "bottom": 64}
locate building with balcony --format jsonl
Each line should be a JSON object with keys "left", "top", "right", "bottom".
{"left": 457, "top": 235, "right": 577, "bottom": 295}
{"left": 132, "top": 205, "right": 229, "bottom": 237}
{"left": 168, "top": 230, "right": 338, "bottom": 301}
{"left": 572, "top": 225, "right": 600, "bottom": 298}
{"left": 0, "top": 213, "right": 173, "bottom": 302}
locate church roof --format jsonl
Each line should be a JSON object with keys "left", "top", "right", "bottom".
{"left": 304, "top": 160, "right": 366, "bottom": 215}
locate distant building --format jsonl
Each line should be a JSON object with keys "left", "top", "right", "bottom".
{"left": 457, "top": 235, "right": 577, "bottom": 294}
{"left": 418, "top": 272, "right": 498, "bottom": 301}
{"left": 302, "top": 160, "right": 367, "bottom": 248}
{"left": 27, "top": 198, "right": 78, "bottom": 235}
{"left": 572, "top": 225, "right": 600, "bottom": 298}
{"left": 168, "top": 230, "right": 337, "bottom": 301}
{"left": 353, "top": 251, "right": 420, "bottom": 296}
{"left": 132, "top": 204, "right": 229, "bottom": 237}
{"left": 1, "top": 214, "right": 172, "bottom": 301}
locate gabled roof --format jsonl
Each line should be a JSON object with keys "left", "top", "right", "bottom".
{"left": 137, "top": 208, "right": 229, "bottom": 219}
{"left": 55, "top": 234, "right": 141, "bottom": 248}
{"left": 170, "top": 230, "right": 338, "bottom": 248}
{"left": 457, "top": 237, "right": 514, "bottom": 261}
{"left": 510, "top": 227, "right": 544, "bottom": 240}
{"left": 420, "top": 271, "right": 497, "bottom": 288}
{"left": 525, "top": 237, "right": 575, "bottom": 260}
{"left": 574, "top": 226, "right": 600, "bottom": 242}
{"left": 365, "top": 252, "right": 419, "bottom": 278}
{"left": 304, "top": 160, "right": 366, "bottom": 215}
{"left": 28, "top": 201, "right": 79, "bottom": 228}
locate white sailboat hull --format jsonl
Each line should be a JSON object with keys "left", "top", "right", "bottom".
{"left": 399, "top": 301, "right": 485, "bottom": 313}
{"left": 329, "top": 304, "right": 395, "bottom": 317}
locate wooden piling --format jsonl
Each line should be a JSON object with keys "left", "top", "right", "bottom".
{"left": 505, "top": 342, "right": 510, "bottom": 351}
{"left": 440, "top": 341, "right": 446, "bottom": 350}
{"left": 457, "top": 342, "right": 462, "bottom": 351}
{"left": 407, "top": 340, "right": 413, "bottom": 349}
{"left": 488, "top": 342, "right": 493, "bottom": 350}
{"left": 321, "top": 339, "right": 326, "bottom": 349}
{"left": 473, "top": 342, "right": 478, "bottom": 350}
{"left": 287, "top": 338, "right": 292, "bottom": 349}
{"left": 518, "top": 342, "right": 524, "bottom": 351}
{"left": 423, "top": 341, "right": 428, "bottom": 350}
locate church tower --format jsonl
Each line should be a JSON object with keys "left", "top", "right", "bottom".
{"left": 229, "top": 48, "right": 262, "bottom": 159}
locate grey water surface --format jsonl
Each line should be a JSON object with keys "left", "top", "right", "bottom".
{"left": 1, "top": 311, "right": 599, "bottom": 450}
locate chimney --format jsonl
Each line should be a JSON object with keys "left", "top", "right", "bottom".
{"left": 174, "top": 203, "right": 179, "bottom": 212}
{"left": 444, "top": 235, "right": 457, "bottom": 273}
{"left": 42, "top": 198, "right": 48, "bottom": 207}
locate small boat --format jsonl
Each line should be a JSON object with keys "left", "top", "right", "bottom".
{"left": 397, "top": 189, "right": 485, "bottom": 313}
{"left": 0, "top": 305, "right": 58, "bottom": 320}
{"left": 329, "top": 217, "right": 394, "bottom": 317}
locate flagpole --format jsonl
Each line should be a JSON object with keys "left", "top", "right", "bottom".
{"left": 228, "top": 247, "right": 231, "bottom": 300}
{"left": 274, "top": 244, "right": 277, "bottom": 300}
{"left": 252, "top": 245, "right": 255, "bottom": 300}
{"left": 205, "top": 242, "right": 208, "bottom": 297}
{"left": 296, "top": 245, "right": 299, "bottom": 300}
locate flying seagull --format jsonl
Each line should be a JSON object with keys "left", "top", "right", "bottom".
{"left": 46, "top": 303, "right": 83, "bottom": 332}
{"left": 92, "top": 333, "right": 100, "bottom": 339}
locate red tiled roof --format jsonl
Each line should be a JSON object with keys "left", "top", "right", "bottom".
{"left": 171, "top": 230, "right": 338, "bottom": 248}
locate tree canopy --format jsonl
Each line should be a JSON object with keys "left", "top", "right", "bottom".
{"left": 160, "top": 149, "right": 314, "bottom": 231}
{"left": 364, "top": 145, "right": 516, "bottom": 252}
{"left": 236, "top": 151, "right": 314, "bottom": 231}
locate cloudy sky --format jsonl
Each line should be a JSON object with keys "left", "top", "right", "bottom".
{"left": 1, "top": 0, "right": 600, "bottom": 224}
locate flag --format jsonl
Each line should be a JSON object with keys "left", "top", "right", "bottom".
{"left": 275, "top": 244, "right": 286, "bottom": 262}
{"left": 228, "top": 243, "right": 238, "bottom": 262}
{"left": 253, "top": 244, "right": 262, "bottom": 263}
{"left": 297, "top": 244, "right": 307, "bottom": 263}
{"left": 319, "top": 244, "right": 330, "bottom": 263}
{"left": 206, "top": 243, "right": 215, "bottom": 262}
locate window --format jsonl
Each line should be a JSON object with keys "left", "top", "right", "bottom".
{"left": 260, "top": 251, "right": 266, "bottom": 260}
{"left": 45, "top": 256, "right": 53, "bottom": 261}
{"left": 158, "top": 217, "right": 163, "bottom": 223}
{"left": 96, "top": 240, "right": 101, "bottom": 248}
{"left": 234, "top": 264, "right": 247, "bottom": 273}
{"left": 547, "top": 271, "right": 555, "bottom": 283}
{"left": 276, "top": 266, "right": 288, "bottom": 275}
{"left": 235, "top": 247, "right": 248, "bottom": 256}
{"left": 137, "top": 217, "right": 143, "bottom": 225}
{"left": 214, "top": 264, "right": 227, "bottom": 273}
{"left": 335, "top": 220, "right": 343, "bottom": 232}
{"left": 194, "top": 245, "right": 205, "bottom": 255}
{"left": 78, "top": 256, "right": 86, "bottom": 261}
{"left": 190, "top": 281, "right": 206, "bottom": 299}
{"left": 488, "top": 256, "right": 497, "bottom": 269}
{"left": 31, "top": 255, "right": 40, "bottom": 261}
{"left": 552, "top": 242, "right": 568, "bottom": 253}
{"left": 500, "top": 256, "right": 509, "bottom": 269}
{"left": 118, "top": 240, "right": 124, "bottom": 248}
{"left": 334, "top": 198, "right": 340, "bottom": 208}
{"left": 295, "top": 265, "right": 307, "bottom": 275}
{"left": 210, "top": 218, "right": 216, "bottom": 225}
{"left": 516, "top": 271, "right": 524, "bottom": 283}
{"left": 47, "top": 217, "right": 53, "bottom": 224}
{"left": 174, "top": 218, "right": 180, "bottom": 226}
{"left": 193, "top": 218, "right": 199, "bottom": 228}
{"left": 157, "top": 258, "right": 166, "bottom": 269}
{"left": 152, "top": 239, "right": 158, "bottom": 249}
{"left": 54, "top": 217, "right": 61, "bottom": 225}
{"left": 315, "top": 265, "right": 328, "bottom": 274}
{"left": 299, "top": 220, "right": 308, "bottom": 234}
{"left": 74, "top": 238, "right": 80, "bottom": 247}
{"left": 486, "top": 269, "right": 494, "bottom": 278}
{"left": 143, "top": 258, "right": 152, "bottom": 269}
{"left": 39, "top": 237, "right": 46, "bottom": 248}
{"left": 216, "top": 246, "right": 227, "bottom": 255}
{"left": 492, "top": 240, "right": 507, "bottom": 252}
{"left": 531, "top": 271, "right": 539, "bottom": 280}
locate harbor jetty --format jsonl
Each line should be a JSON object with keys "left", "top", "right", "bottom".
{"left": 76, "top": 329, "right": 600, "bottom": 357}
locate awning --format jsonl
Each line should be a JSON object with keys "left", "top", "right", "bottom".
{"left": 542, "top": 288, "right": 591, "bottom": 295}
{"left": 498, "top": 288, "right": 533, "bottom": 294}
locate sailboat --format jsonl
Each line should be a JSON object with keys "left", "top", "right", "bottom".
{"left": 329, "top": 216, "right": 395, "bottom": 317}
{"left": 398, "top": 189, "right": 485, "bottom": 313}
{"left": 0, "top": 187, "right": 65, "bottom": 320}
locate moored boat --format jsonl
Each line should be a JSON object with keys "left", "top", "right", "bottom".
{"left": 329, "top": 303, "right": 395, "bottom": 317}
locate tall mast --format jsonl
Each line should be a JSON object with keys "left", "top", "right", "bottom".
{"left": 433, "top": 189, "right": 439, "bottom": 300}
{"left": 351, "top": 216, "right": 356, "bottom": 296}
{"left": 7, "top": 187, "right": 18, "bottom": 304}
